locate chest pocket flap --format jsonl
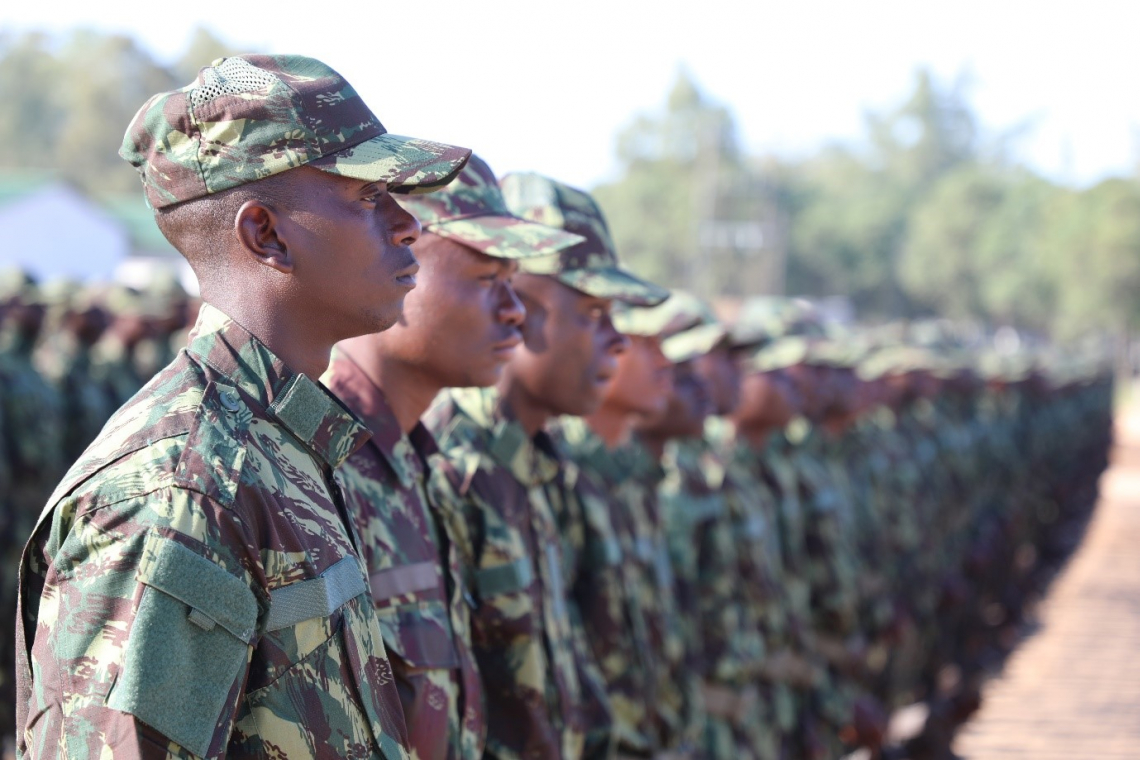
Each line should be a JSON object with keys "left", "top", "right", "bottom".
{"left": 371, "top": 562, "right": 460, "bottom": 670}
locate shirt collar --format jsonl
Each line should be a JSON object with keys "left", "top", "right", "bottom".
{"left": 185, "top": 304, "right": 371, "bottom": 470}
{"left": 450, "top": 387, "right": 561, "bottom": 487}
{"left": 324, "top": 348, "right": 437, "bottom": 488}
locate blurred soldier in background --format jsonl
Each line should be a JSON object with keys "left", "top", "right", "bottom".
{"left": 0, "top": 269, "right": 63, "bottom": 749}
{"left": 133, "top": 269, "right": 190, "bottom": 381}
{"left": 38, "top": 279, "right": 114, "bottom": 461}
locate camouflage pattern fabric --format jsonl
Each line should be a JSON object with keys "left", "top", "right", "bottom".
{"left": 555, "top": 420, "right": 694, "bottom": 755}
{"left": 708, "top": 418, "right": 813, "bottom": 756}
{"left": 659, "top": 435, "right": 775, "bottom": 760}
{"left": 120, "top": 54, "right": 471, "bottom": 208}
{"left": 41, "top": 335, "right": 118, "bottom": 464}
{"left": 499, "top": 173, "right": 669, "bottom": 307}
{"left": 424, "top": 388, "right": 611, "bottom": 760}
{"left": 551, "top": 417, "right": 662, "bottom": 756}
{"left": 91, "top": 333, "right": 146, "bottom": 409}
{"left": 397, "top": 154, "right": 584, "bottom": 260}
{"left": 16, "top": 303, "right": 410, "bottom": 759}
{"left": 325, "top": 349, "right": 485, "bottom": 760}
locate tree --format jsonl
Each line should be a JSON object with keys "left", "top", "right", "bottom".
{"left": 0, "top": 28, "right": 239, "bottom": 198}
{"left": 593, "top": 70, "right": 773, "bottom": 299}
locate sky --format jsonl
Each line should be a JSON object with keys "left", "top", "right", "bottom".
{"left": 4, "top": 0, "right": 1139, "bottom": 190}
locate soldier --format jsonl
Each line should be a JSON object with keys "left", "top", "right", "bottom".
{"left": 424, "top": 173, "right": 666, "bottom": 759}
{"left": 0, "top": 269, "right": 58, "bottom": 751}
{"left": 553, "top": 257, "right": 684, "bottom": 757}
{"left": 324, "top": 154, "right": 584, "bottom": 759}
{"left": 90, "top": 284, "right": 156, "bottom": 408}
{"left": 37, "top": 280, "right": 115, "bottom": 463}
{"left": 16, "top": 54, "right": 470, "bottom": 758}
{"left": 133, "top": 269, "right": 191, "bottom": 382}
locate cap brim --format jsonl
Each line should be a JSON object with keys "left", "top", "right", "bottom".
{"left": 554, "top": 266, "right": 670, "bottom": 307}
{"left": 663, "top": 323, "right": 728, "bottom": 363}
{"left": 431, "top": 215, "right": 585, "bottom": 260}
{"left": 310, "top": 133, "right": 471, "bottom": 194}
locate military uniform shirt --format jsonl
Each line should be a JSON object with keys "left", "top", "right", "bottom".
{"left": 325, "top": 350, "right": 485, "bottom": 760}
{"left": 16, "top": 304, "right": 409, "bottom": 760}
{"left": 424, "top": 388, "right": 606, "bottom": 760}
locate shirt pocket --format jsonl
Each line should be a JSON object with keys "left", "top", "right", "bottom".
{"left": 370, "top": 561, "right": 460, "bottom": 671}
{"left": 105, "top": 533, "right": 258, "bottom": 759}
{"left": 470, "top": 556, "right": 537, "bottom": 644}
{"left": 235, "top": 557, "right": 377, "bottom": 757}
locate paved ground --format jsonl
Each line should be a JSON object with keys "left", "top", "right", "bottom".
{"left": 952, "top": 407, "right": 1140, "bottom": 759}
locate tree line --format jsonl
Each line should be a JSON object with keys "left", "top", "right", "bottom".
{"left": 2, "top": 29, "right": 1136, "bottom": 345}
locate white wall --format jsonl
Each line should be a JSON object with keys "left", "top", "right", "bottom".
{"left": 0, "top": 185, "right": 129, "bottom": 281}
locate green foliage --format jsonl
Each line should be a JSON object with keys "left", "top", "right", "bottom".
{"left": 596, "top": 66, "right": 1138, "bottom": 341}
{"left": 0, "top": 27, "right": 237, "bottom": 198}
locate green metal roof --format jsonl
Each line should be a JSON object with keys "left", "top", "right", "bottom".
{"left": 0, "top": 170, "right": 57, "bottom": 208}
{"left": 101, "top": 195, "right": 178, "bottom": 257}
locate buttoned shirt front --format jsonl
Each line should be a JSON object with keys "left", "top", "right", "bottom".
{"left": 424, "top": 388, "right": 608, "bottom": 760}
{"left": 326, "top": 350, "right": 485, "bottom": 760}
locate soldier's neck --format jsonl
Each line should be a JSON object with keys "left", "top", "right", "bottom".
{"left": 202, "top": 294, "right": 334, "bottom": 383}
{"left": 338, "top": 336, "right": 442, "bottom": 434}
{"left": 584, "top": 403, "right": 635, "bottom": 449}
{"left": 497, "top": 379, "right": 550, "bottom": 438}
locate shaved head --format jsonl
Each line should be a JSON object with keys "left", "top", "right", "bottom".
{"left": 153, "top": 170, "right": 305, "bottom": 282}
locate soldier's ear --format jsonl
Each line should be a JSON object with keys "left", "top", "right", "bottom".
{"left": 234, "top": 200, "right": 294, "bottom": 274}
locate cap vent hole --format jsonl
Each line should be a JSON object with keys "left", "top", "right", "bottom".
{"left": 190, "top": 58, "right": 279, "bottom": 107}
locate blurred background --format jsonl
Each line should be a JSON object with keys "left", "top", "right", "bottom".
{"left": 2, "top": 0, "right": 1139, "bottom": 357}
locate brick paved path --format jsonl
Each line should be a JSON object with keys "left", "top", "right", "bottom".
{"left": 953, "top": 409, "right": 1140, "bottom": 759}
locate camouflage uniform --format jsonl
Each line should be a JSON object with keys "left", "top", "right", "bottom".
{"left": 499, "top": 173, "right": 675, "bottom": 758}
{"left": 653, "top": 298, "right": 774, "bottom": 759}
{"left": 556, "top": 418, "right": 692, "bottom": 757}
{"left": 0, "top": 275, "right": 65, "bottom": 747}
{"left": 17, "top": 305, "right": 410, "bottom": 758}
{"left": 425, "top": 388, "right": 609, "bottom": 760}
{"left": 324, "top": 154, "right": 584, "bottom": 760}
{"left": 327, "top": 351, "right": 484, "bottom": 760}
{"left": 16, "top": 53, "right": 474, "bottom": 759}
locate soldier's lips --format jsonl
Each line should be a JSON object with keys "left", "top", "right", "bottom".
{"left": 394, "top": 257, "right": 420, "bottom": 289}
{"left": 492, "top": 335, "right": 522, "bottom": 356}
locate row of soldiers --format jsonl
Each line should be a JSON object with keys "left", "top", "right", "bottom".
{"left": 12, "top": 53, "right": 1114, "bottom": 760}
{"left": 0, "top": 271, "right": 196, "bottom": 752}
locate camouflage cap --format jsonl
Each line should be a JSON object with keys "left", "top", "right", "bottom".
{"left": 0, "top": 267, "right": 39, "bottom": 303}
{"left": 747, "top": 335, "right": 814, "bottom": 373}
{"left": 396, "top": 155, "right": 583, "bottom": 259}
{"left": 657, "top": 291, "right": 728, "bottom": 363}
{"left": 731, "top": 296, "right": 826, "bottom": 348}
{"left": 499, "top": 172, "right": 669, "bottom": 306}
{"left": 39, "top": 278, "right": 82, "bottom": 309}
{"left": 98, "top": 283, "right": 166, "bottom": 319}
{"left": 121, "top": 55, "right": 471, "bottom": 209}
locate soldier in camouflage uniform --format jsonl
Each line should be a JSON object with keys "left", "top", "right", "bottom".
{"left": 37, "top": 281, "right": 115, "bottom": 464}
{"left": 16, "top": 54, "right": 471, "bottom": 758}
{"left": 324, "top": 154, "right": 584, "bottom": 759}
{"left": 133, "top": 269, "right": 191, "bottom": 383}
{"left": 424, "top": 173, "right": 667, "bottom": 759}
{"left": 639, "top": 296, "right": 776, "bottom": 760}
{"left": 90, "top": 284, "right": 157, "bottom": 408}
{"left": 0, "top": 270, "right": 61, "bottom": 749}
{"left": 551, "top": 255, "right": 690, "bottom": 758}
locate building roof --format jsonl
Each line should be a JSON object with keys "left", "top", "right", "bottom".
{"left": 101, "top": 195, "right": 177, "bottom": 257}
